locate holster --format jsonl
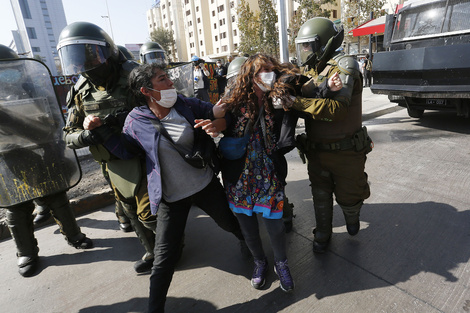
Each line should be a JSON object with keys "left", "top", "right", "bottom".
{"left": 295, "top": 133, "right": 309, "bottom": 164}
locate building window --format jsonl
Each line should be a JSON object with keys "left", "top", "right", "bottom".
{"left": 222, "top": 45, "right": 228, "bottom": 52}
{"left": 196, "top": 6, "right": 199, "bottom": 12}
{"left": 214, "top": 23, "right": 217, "bottom": 29}
{"left": 163, "top": 4, "right": 165, "bottom": 9}
{"left": 185, "top": 0, "right": 189, "bottom": 4}
{"left": 32, "top": 47, "right": 40, "bottom": 52}
{"left": 233, "top": 29, "right": 237, "bottom": 36}
{"left": 186, "top": 10, "right": 190, "bottom": 16}
{"left": 19, "top": 0, "right": 32, "bottom": 19}
{"left": 232, "top": 15, "right": 236, "bottom": 22}
{"left": 212, "top": 10, "right": 215, "bottom": 16}
{"left": 26, "top": 27, "right": 37, "bottom": 39}
{"left": 221, "top": 32, "right": 226, "bottom": 39}
{"left": 217, "top": 48, "right": 219, "bottom": 53}
{"left": 200, "top": 40, "right": 203, "bottom": 46}
{"left": 333, "top": 10, "right": 337, "bottom": 19}
{"left": 217, "top": 5, "right": 224, "bottom": 12}
{"left": 215, "top": 35, "right": 218, "bottom": 41}
{"left": 231, "top": 1, "right": 234, "bottom": 8}
{"left": 234, "top": 43, "right": 238, "bottom": 49}
{"left": 197, "top": 18, "right": 201, "bottom": 23}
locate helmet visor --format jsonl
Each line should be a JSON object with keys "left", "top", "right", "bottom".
{"left": 295, "top": 37, "right": 321, "bottom": 66}
{"left": 58, "top": 42, "right": 110, "bottom": 75}
{"left": 143, "top": 51, "right": 168, "bottom": 66}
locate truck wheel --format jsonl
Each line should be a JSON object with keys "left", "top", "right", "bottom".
{"left": 407, "top": 108, "right": 424, "bottom": 118}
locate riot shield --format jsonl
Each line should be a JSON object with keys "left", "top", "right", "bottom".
{"left": 0, "top": 58, "right": 81, "bottom": 207}
{"left": 167, "top": 61, "right": 220, "bottom": 104}
{"left": 167, "top": 62, "right": 195, "bottom": 98}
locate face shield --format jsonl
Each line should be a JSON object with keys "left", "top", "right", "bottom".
{"left": 143, "top": 51, "right": 168, "bottom": 66}
{"left": 295, "top": 36, "right": 321, "bottom": 66}
{"left": 58, "top": 40, "right": 111, "bottom": 75}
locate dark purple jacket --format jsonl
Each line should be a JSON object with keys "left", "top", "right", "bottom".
{"left": 104, "top": 95, "right": 219, "bottom": 214}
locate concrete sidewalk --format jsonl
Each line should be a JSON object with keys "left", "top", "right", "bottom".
{"left": 7, "top": 93, "right": 469, "bottom": 313}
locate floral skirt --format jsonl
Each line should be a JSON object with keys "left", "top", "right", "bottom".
{"left": 225, "top": 130, "right": 284, "bottom": 219}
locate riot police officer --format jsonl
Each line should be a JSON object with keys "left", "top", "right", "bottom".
{"left": 118, "top": 45, "right": 136, "bottom": 61}
{"left": 57, "top": 22, "right": 156, "bottom": 273}
{"left": 293, "top": 18, "right": 372, "bottom": 253}
{"left": 0, "top": 44, "right": 93, "bottom": 277}
{"left": 139, "top": 41, "right": 168, "bottom": 65}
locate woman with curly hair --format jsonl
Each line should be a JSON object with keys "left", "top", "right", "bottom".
{"left": 218, "top": 53, "right": 342, "bottom": 293}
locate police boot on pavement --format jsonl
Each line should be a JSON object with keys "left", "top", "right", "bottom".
{"left": 292, "top": 18, "right": 372, "bottom": 253}
{"left": 0, "top": 44, "right": 93, "bottom": 277}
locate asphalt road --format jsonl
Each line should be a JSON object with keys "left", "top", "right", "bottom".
{"left": 1, "top": 89, "right": 469, "bottom": 313}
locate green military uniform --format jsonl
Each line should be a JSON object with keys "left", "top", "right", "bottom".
{"left": 57, "top": 21, "right": 155, "bottom": 272}
{"left": 63, "top": 61, "right": 156, "bottom": 264}
{"left": 293, "top": 17, "right": 372, "bottom": 253}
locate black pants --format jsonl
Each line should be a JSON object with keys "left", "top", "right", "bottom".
{"left": 148, "top": 175, "right": 243, "bottom": 313}
{"left": 364, "top": 70, "right": 372, "bottom": 87}
{"left": 235, "top": 213, "right": 286, "bottom": 261}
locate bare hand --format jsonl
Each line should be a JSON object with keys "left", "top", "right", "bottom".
{"left": 328, "top": 72, "right": 343, "bottom": 91}
{"left": 83, "top": 115, "right": 103, "bottom": 130}
{"left": 194, "top": 118, "right": 226, "bottom": 137}
{"left": 212, "top": 99, "right": 227, "bottom": 118}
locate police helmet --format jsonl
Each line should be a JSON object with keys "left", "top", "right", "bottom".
{"left": 57, "top": 22, "right": 119, "bottom": 75}
{"left": 0, "top": 44, "right": 19, "bottom": 60}
{"left": 118, "top": 45, "right": 135, "bottom": 61}
{"left": 140, "top": 42, "right": 168, "bottom": 66}
{"left": 295, "top": 17, "right": 344, "bottom": 67}
{"left": 226, "top": 57, "right": 248, "bottom": 79}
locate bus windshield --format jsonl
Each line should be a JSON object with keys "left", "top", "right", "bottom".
{"left": 391, "top": 0, "right": 470, "bottom": 42}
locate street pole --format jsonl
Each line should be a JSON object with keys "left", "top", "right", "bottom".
{"left": 277, "top": 0, "right": 289, "bottom": 63}
{"left": 105, "top": 0, "right": 114, "bottom": 41}
{"left": 369, "top": 11, "right": 373, "bottom": 56}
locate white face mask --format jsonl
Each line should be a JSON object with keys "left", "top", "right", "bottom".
{"left": 255, "top": 71, "right": 276, "bottom": 92}
{"left": 147, "top": 87, "right": 178, "bottom": 108}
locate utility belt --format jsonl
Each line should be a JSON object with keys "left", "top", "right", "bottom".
{"left": 296, "top": 126, "right": 373, "bottom": 163}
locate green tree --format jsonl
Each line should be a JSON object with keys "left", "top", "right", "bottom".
{"left": 258, "top": 0, "right": 279, "bottom": 57}
{"left": 150, "top": 27, "right": 175, "bottom": 61}
{"left": 237, "top": 0, "right": 261, "bottom": 56}
{"left": 342, "top": 0, "right": 386, "bottom": 53}
{"left": 343, "top": 0, "right": 386, "bottom": 34}
{"left": 288, "top": 0, "right": 335, "bottom": 53}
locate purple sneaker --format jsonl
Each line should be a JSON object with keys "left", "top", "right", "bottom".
{"left": 274, "top": 259, "right": 294, "bottom": 292}
{"left": 251, "top": 258, "right": 268, "bottom": 289}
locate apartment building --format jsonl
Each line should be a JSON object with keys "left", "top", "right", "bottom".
{"left": 10, "top": 0, "right": 67, "bottom": 75}
{"left": 147, "top": 0, "right": 342, "bottom": 62}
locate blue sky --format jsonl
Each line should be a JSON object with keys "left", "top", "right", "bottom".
{"left": 0, "top": 0, "right": 156, "bottom": 47}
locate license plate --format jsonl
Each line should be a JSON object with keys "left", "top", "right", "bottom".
{"left": 426, "top": 99, "right": 446, "bottom": 106}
